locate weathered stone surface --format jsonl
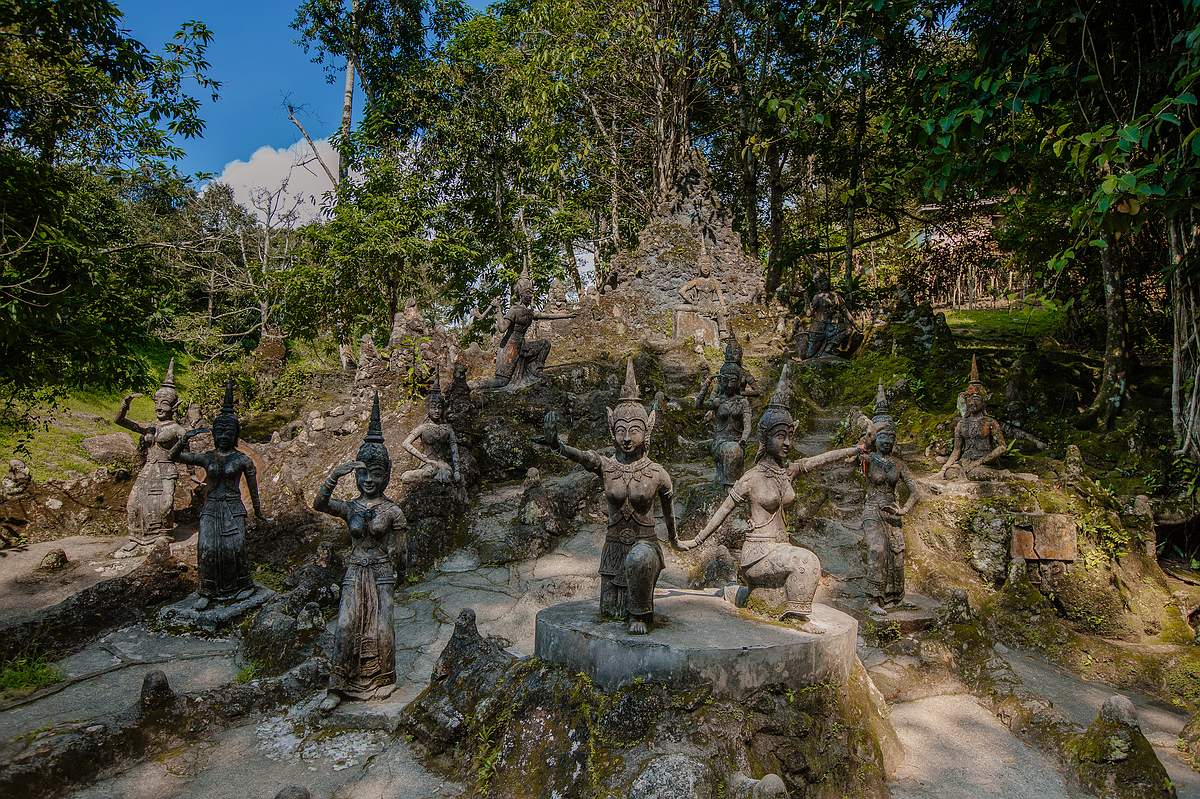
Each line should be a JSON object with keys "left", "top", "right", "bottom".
{"left": 81, "top": 432, "right": 137, "bottom": 465}
{"left": 1010, "top": 513, "right": 1078, "bottom": 562}
{"left": 630, "top": 754, "right": 715, "bottom": 799}
{"left": 36, "top": 547, "right": 68, "bottom": 571}
{"left": 156, "top": 585, "right": 275, "bottom": 635}
{"left": 675, "top": 309, "right": 721, "bottom": 348}
{"left": 534, "top": 591, "right": 858, "bottom": 697}
{"left": 1070, "top": 694, "right": 1175, "bottom": 799}
{"left": 273, "top": 787, "right": 311, "bottom": 799}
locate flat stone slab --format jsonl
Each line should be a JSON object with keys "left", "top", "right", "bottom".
{"left": 156, "top": 585, "right": 275, "bottom": 634}
{"left": 534, "top": 589, "right": 857, "bottom": 698}
{"left": 318, "top": 691, "right": 408, "bottom": 733}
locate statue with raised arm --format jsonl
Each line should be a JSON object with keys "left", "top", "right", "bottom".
{"left": 938, "top": 355, "right": 1007, "bottom": 480}
{"left": 676, "top": 255, "right": 729, "bottom": 341}
{"left": 313, "top": 393, "right": 408, "bottom": 711}
{"left": 724, "top": 332, "right": 760, "bottom": 396}
{"left": 168, "top": 382, "right": 264, "bottom": 610}
{"left": 697, "top": 338, "right": 752, "bottom": 488}
{"left": 859, "top": 382, "right": 919, "bottom": 615}
{"left": 115, "top": 358, "right": 185, "bottom": 554}
{"left": 800, "top": 272, "right": 850, "bottom": 359}
{"left": 399, "top": 378, "right": 462, "bottom": 489}
{"left": 477, "top": 264, "right": 576, "bottom": 390}
{"left": 680, "top": 366, "right": 861, "bottom": 630}
{"left": 534, "top": 359, "right": 679, "bottom": 635}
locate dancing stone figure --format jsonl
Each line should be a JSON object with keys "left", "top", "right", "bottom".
{"left": 477, "top": 264, "right": 576, "bottom": 390}
{"left": 682, "top": 365, "right": 860, "bottom": 630}
{"left": 313, "top": 393, "right": 408, "bottom": 711}
{"left": 697, "top": 338, "right": 752, "bottom": 488}
{"left": 938, "top": 355, "right": 1008, "bottom": 480}
{"left": 169, "top": 382, "right": 264, "bottom": 610}
{"left": 858, "top": 382, "right": 918, "bottom": 615}
{"left": 800, "top": 273, "right": 850, "bottom": 359}
{"left": 115, "top": 358, "right": 185, "bottom": 554}
{"left": 535, "top": 359, "right": 679, "bottom": 634}
{"left": 399, "top": 378, "right": 462, "bottom": 488}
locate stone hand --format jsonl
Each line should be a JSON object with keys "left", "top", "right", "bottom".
{"left": 676, "top": 537, "right": 698, "bottom": 551}
{"left": 331, "top": 460, "right": 365, "bottom": 479}
{"left": 533, "top": 411, "right": 561, "bottom": 448}
{"left": 121, "top": 392, "right": 143, "bottom": 407}
{"left": 184, "top": 427, "right": 210, "bottom": 441}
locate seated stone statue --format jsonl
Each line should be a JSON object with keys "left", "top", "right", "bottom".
{"left": 534, "top": 359, "right": 680, "bottom": 635}
{"left": 400, "top": 380, "right": 463, "bottom": 488}
{"left": 476, "top": 265, "right": 576, "bottom": 390}
{"left": 938, "top": 355, "right": 1008, "bottom": 480}
{"left": 681, "top": 366, "right": 861, "bottom": 631}
{"left": 798, "top": 273, "right": 851, "bottom": 359}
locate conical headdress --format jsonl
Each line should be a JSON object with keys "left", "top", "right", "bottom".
{"left": 154, "top": 357, "right": 179, "bottom": 404}
{"left": 758, "top": 364, "right": 794, "bottom": 437}
{"left": 963, "top": 354, "right": 988, "bottom": 399}
{"left": 426, "top": 371, "right": 446, "bottom": 417}
{"left": 357, "top": 391, "right": 392, "bottom": 479}
{"left": 608, "top": 357, "right": 654, "bottom": 435}
{"left": 719, "top": 333, "right": 743, "bottom": 380}
{"left": 515, "top": 262, "right": 534, "bottom": 297}
{"left": 212, "top": 380, "right": 239, "bottom": 441}
{"left": 872, "top": 380, "right": 895, "bottom": 433}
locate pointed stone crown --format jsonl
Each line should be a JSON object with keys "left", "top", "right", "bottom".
{"left": 212, "top": 380, "right": 239, "bottom": 439}
{"left": 357, "top": 391, "right": 392, "bottom": 476}
{"left": 872, "top": 380, "right": 895, "bottom": 433}
{"left": 154, "top": 357, "right": 179, "bottom": 403}
{"left": 426, "top": 372, "right": 446, "bottom": 416}
{"left": 719, "top": 333, "right": 743, "bottom": 379}
{"left": 963, "top": 354, "right": 989, "bottom": 399}
{"left": 609, "top": 357, "right": 653, "bottom": 433}
{"left": 758, "top": 364, "right": 794, "bottom": 436}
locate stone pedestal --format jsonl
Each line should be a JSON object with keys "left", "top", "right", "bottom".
{"left": 534, "top": 589, "right": 857, "bottom": 698}
{"left": 673, "top": 309, "right": 720, "bottom": 348}
{"left": 156, "top": 585, "right": 275, "bottom": 634}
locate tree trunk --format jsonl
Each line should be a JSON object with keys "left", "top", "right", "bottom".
{"left": 1081, "top": 240, "right": 1128, "bottom": 429}
{"left": 843, "top": 61, "right": 869, "bottom": 303}
{"left": 764, "top": 142, "right": 786, "bottom": 296}
{"left": 337, "top": 0, "right": 359, "bottom": 186}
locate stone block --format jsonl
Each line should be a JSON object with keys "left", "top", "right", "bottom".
{"left": 674, "top": 309, "right": 721, "bottom": 348}
{"left": 1010, "top": 513, "right": 1077, "bottom": 562}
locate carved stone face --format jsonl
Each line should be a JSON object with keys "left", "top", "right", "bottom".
{"left": 453, "top": 364, "right": 468, "bottom": 382}
{"left": 718, "top": 372, "right": 736, "bottom": 396}
{"left": 763, "top": 425, "right": 793, "bottom": 460}
{"left": 153, "top": 393, "right": 176, "bottom": 422}
{"left": 213, "top": 424, "right": 237, "bottom": 452}
{"left": 966, "top": 394, "right": 985, "bottom": 415}
{"left": 612, "top": 419, "right": 647, "bottom": 457}
{"left": 427, "top": 401, "right": 445, "bottom": 424}
{"left": 356, "top": 463, "right": 389, "bottom": 498}
{"left": 875, "top": 431, "right": 896, "bottom": 455}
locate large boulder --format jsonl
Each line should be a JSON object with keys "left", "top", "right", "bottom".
{"left": 1070, "top": 695, "right": 1175, "bottom": 799}
{"left": 81, "top": 433, "right": 137, "bottom": 466}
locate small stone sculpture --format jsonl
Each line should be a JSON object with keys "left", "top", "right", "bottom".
{"left": 858, "top": 382, "right": 918, "bottom": 615}
{"left": 697, "top": 338, "right": 752, "bottom": 488}
{"left": 676, "top": 254, "right": 730, "bottom": 342}
{"left": 313, "top": 393, "right": 408, "bottom": 710}
{"left": 938, "top": 355, "right": 1008, "bottom": 480}
{"left": 115, "top": 359, "right": 185, "bottom": 553}
{"left": 445, "top": 357, "right": 481, "bottom": 480}
{"left": 799, "top": 273, "right": 850, "bottom": 359}
{"left": 169, "top": 382, "right": 264, "bottom": 610}
{"left": 724, "top": 333, "right": 760, "bottom": 396}
{"left": 535, "top": 359, "right": 679, "bottom": 634}
{"left": 477, "top": 265, "right": 576, "bottom": 390}
{"left": 682, "top": 365, "right": 860, "bottom": 629}
{"left": 399, "top": 377, "right": 463, "bottom": 488}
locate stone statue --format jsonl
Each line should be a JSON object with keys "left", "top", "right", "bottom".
{"left": 676, "top": 253, "right": 729, "bottom": 342}
{"left": 858, "top": 383, "right": 918, "bottom": 615}
{"left": 169, "top": 382, "right": 264, "bottom": 610}
{"left": 938, "top": 355, "right": 1008, "bottom": 480}
{"left": 444, "top": 357, "right": 481, "bottom": 481}
{"left": 799, "top": 273, "right": 850, "bottom": 359}
{"left": 115, "top": 358, "right": 185, "bottom": 553}
{"left": 696, "top": 338, "right": 752, "bottom": 488}
{"left": 313, "top": 393, "right": 408, "bottom": 711}
{"left": 476, "top": 265, "right": 576, "bottom": 390}
{"left": 389, "top": 298, "right": 426, "bottom": 349}
{"left": 724, "top": 332, "right": 760, "bottom": 396}
{"left": 534, "top": 359, "right": 679, "bottom": 634}
{"left": 399, "top": 377, "right": 463, "bottom": 489}
{"left": 681, "top": 365, "right": 860, "bottom": 630}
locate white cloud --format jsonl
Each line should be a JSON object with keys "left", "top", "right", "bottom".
{"left": 212, "top": 138, "right": 339, "bottom": 225}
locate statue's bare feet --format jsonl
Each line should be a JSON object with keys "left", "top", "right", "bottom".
{"left": 234, "top": 586, "right": 255, "bottom": 602}
{"left": 193, "top": 595, "right": 210, "bottom": 611}
{"left": 628, "top": 619, "right": 649, "bottom": 635}
{"left": 372, "top": 682, "right": 397, "bottom": 700}
{"left": 318, "top": 691, "right": 341, "bottom": 713}
{"left": 867, "top": 603, "right": 888, "bottom": 618}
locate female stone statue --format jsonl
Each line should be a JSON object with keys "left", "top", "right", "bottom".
{"left": 313, "top": 393, "right": 407, "bottom": 710}
{"left": 399, "top": 379, "right": 462, "bottom": 488}
{"left": 477, "top": 264, "right": 577, "bottom": 389}
{"left": 169, "top": 382, "right": 264, "bottom": 610}
{"left": 938, "top": 355, "right": 1007, "bottom": 480}
{"left": 115, "top": 358, "right": 185, "bottom": 553}
{"left": 681, "top": 365, "right": 860, "bottom": 630}
{"left": 858, "top": 383, "right": 918, "bottom": 615}
{"left": 535, "top": 359, "right": 679, "bottom": 634}
{"left": 697, "top": 339, "right": 752, "bottom": 488}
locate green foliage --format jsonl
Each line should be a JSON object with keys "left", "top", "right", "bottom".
{"left": 0, "top": 656, "right": 63, "bottom": 693}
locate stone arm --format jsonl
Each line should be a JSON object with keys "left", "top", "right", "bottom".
{"left": 115, "top": 395, "right": 149, "bottom": 436}
{"left": 973, "top": 422, "right": 1008, "bottom": 470}
{"left": 242, "top": 456, "right": 265, "bottom": 518}
{"left": 741, "top": 372, "right": 760, "bottom": 397}
{"left": 684, "top": 495, "right": 738, "bottom": 550}
{"left": 387, "top": 505, "right": 409, "bottom": 567}
{"left": 402, "top": 424, "right": 439, "bottom": 468}
{"left": 738, "top": 398, "right": 752, "bottom": 444}
{"left": 313, "top": 463, "right": 358, "bottom": 521}
{"left": 696, "top": 376, "right": 716, "bottom": 409}
{"left": 448, "top": 428, "right": 462, "bottom": 483}
{"left": 938, "top": 422, "right": 966, "bottom": 476}
{"left": 658, "top": 472, "right": 677, "bottom": 546}
{"left": 789, "top": 445, "right": 862, "bottom": 480}
{"left": 895, "top": 460, "right": 919, "bottom": 515}
{"left": 167, "top": 428, "right": 207, "bottom": 468}
{"left": 533, "top": 310, "right": 577, "bottom": 321}
{"left": 551, "top": 442, "right": 604, "bottom": 476}
{"left": 677, "top": 277, "right": 702, "bottom": 305}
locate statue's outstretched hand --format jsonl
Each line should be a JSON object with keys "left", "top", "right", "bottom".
{"left": 330, "top": 460, "right": 364, "bottom": 480}
{"left": 532, "top": 411, "right": 561, "bottom": 449}
{"left": 184, "top": 427, "right": 210, "bottom": 441}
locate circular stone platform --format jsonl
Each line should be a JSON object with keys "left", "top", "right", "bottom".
{"left": 533, "top": 589, "right": 858, "bottom": 698}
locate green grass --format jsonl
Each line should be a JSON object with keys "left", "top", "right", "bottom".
{"left": 234, "top": 661, "right": 263, "bottom": 684}
{"left": 942, "top": 303, "right": 1065, "bottom": 342}
{"left": 0, "top": 656, "right": 63, "bottom": 694}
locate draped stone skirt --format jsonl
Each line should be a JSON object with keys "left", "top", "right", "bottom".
{"left": 330, "top": 553, "right": 396, "bottom": 698}
{"left": 197, "top": 494, "right": 252, "bottom": 600}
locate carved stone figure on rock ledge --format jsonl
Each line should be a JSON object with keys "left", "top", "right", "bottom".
{"left": 169, "top": 382, "right": 265, "bottom": 610}
{"left": 534, "top": 359, "right": 679, "bottom": 635}
{"left": 681, "top": 366, "right": 861, "bottom": 631}
{"left": 444, "top": 357, "right": 481, "bottom": 482}
{"left": 115, "top": 358, "right": 185, "bottom": 555}
{"left": 313, "top": 393, "right": 408, "bottom": 711}
{"left": 697, "top": 338, "right": 752, "bottom": 488}
{"left": 938, "top": 355, "right": 1008, "bottom": 480}
{"left": 476, "top": 264, "right": 576, "bottom": 390}
{"left": 674, "top": 252, "right": 729, "bottom": 348}
{"left": 400, "top": 377, "right": 463, "bottom": 491}
{"left": 858, "top": 382, "right": 918, "bottom": 616}
{"left": 798, "top": 273, "right": 851, "bottom": 360}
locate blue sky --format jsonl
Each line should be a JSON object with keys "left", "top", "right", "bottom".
{"left": 120, "top": 1, "right": 355, "bottom": 178}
